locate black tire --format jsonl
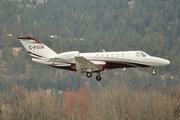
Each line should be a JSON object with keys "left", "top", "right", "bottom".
{"left": 86, "top": 72, "right": 92, "bottom": 78}
{"left": 96, "top": 76, "right": 101, "bottom": 81}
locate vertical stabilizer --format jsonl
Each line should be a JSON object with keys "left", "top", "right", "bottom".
{"left": 17, "top": 35, "right": 57, "bottom": 59}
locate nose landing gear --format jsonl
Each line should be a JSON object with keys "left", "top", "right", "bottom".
{"left": 151, "top": 67, "right": 157, "bottom": 75}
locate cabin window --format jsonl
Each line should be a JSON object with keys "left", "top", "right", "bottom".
{"left": 101, "top": 54, "right": 104, "bottom": 57}
{"left": 136, "top": 52, "right": 141, "bottom": 57}
{"left": 127, "top": 53, "right": 130, "bottom": 57}
{"left": 106, "top": 54, "right": 109, "bottom": 57}
{"left": 116, "top": 54, "right": 119, "bottom": 58}
{"left": 111, "top": 54, "right": 114, "bottom": 58}
{"left": 122, "top": 53, "right": 124, "bottom": 57}
{"left": 96, "top": 54, "right": 99, "bottom": 57}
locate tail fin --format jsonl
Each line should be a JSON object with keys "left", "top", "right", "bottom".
{"left": 16, "top": 35, "right": 57, "bottom": 59}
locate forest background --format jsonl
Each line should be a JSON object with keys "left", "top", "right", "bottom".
{"left": 0, "top": 0, "right": 179, "bottom": 119}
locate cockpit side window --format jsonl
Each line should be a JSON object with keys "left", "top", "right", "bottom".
{"left": 136, "top": 52, "right": 141, "bottom": 57}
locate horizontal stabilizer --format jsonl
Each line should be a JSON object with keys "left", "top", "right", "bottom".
{"left": 32, "top": 58, "right": 71, "bottom": 67}
{"left": 52, "top": 64, "right": 71, "bottom": 67}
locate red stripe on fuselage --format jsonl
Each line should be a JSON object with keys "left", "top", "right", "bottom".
{"left": 51, "top": 62, "right": 150, "bottom": 72}
{"left": 52, "top": 65, "right": 77, "bottom": 72}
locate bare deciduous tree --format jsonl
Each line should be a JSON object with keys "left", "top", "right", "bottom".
{"left": 63, "top": 86, "right": 91, "bottom": 120}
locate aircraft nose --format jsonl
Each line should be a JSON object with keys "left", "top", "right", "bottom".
{"left": 152, "top": 57, "right": 170, "bottom": 66}
{"left": 163, "top": 59, "right": 170, "bottom": 65}
{"left": 159, "top": 58, "right": 170, "bottom": 66}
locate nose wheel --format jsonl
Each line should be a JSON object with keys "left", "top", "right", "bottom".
{"left": 151, "top": 68, "right": 157, "bottom": 75}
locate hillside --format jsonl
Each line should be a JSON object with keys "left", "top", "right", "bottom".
{"left": 0, "top": 0, "right": 179, "bottom": 91}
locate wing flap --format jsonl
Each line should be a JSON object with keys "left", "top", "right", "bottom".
{"left": 75, "top": 56, "right": 104, "bottom": 73}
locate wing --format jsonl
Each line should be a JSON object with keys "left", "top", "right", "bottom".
{"left": 75, "top": 56, "right": 105, "bottom": 73}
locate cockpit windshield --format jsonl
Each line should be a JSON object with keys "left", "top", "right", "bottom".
{"left": 141, "top": 52, "right": 149, "bottom": 57}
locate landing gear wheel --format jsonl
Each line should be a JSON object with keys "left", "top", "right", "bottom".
{"left": 86, "top": 72, "right": 92, "bottom": 78}
{"left": 96, "top": 72, "right": 102, "bottom": 81}
{"left": 96, "top": 76, "right": 101, "bottom": 81}
{"left": 151, "top": 68, "right": 157, "bottom": 75}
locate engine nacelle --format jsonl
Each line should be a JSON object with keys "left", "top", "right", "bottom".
{"left": 55, "top": 51, "right": 79, "bottom": 60}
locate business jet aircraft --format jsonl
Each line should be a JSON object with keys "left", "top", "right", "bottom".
{"left": 8, "top": 34, "right": 170, "bottom": 81}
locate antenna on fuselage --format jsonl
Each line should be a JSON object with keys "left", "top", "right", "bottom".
{"left": 100, "top": 49, "right": 105, "bottom": 52}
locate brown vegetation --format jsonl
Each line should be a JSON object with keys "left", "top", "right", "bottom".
{"left": 63, "top": 86, "right": 91, "bottom": 119}
{"left": 89, "top": 85, "right": 175, "bottom": 120}
{"left": 0, "top": 85, "right": 180, "bottom": 119}
{"left": 1, "top": 85, "right": 62, "bottom": 120}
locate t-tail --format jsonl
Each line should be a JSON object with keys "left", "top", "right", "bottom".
{"left": 9, "top": 34, "right": 57, "bottom": 59}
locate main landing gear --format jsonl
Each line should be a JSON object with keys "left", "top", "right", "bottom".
{"left": 86, "top": 72, "right": 102, "bottom": 81}
{"left": 86, "top": 72, "right": 92, "bottom": 78}
{"left": 96, "top": 72, "right": 102, "bottom": 81}
{"left": 151, "top": 67, "right": 157, "bottom": 75}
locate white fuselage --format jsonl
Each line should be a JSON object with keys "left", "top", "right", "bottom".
{"left": 32, "top": 51, "right": 170, "bottom": 71}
